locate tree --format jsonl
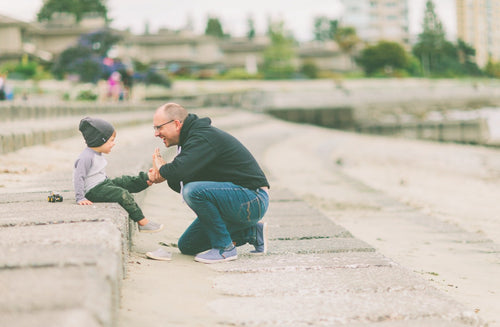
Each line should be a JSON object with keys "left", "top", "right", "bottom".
{"left": 205, "top": 17, "right": 225, "bottom": 38}
{"left": 412, "top": 0, "right": 446, "bottom": 75}
{"left": 51, "top": 29, "right": 122, "bottom": 82}
{"left": 37, "top": 0, "right": 107, "bottom": 23}
{"left": 300, "top": 60, "right": 319, "bottom": 79}
{"left": 334, "top": 26, "right": 359, "bottom": 69}
{"left": 262, "top": 21, "right": 295, "bottom": 79}
{"left": 456, "top": 39, "right": 482, "bottom": 75}
{"left": 485, "top": 58, "right": 500, "bottom": 78}
{"left": 313, "top": 16, "right": 338, "bottom": 42}
{"left": 356, "top": 41, "right": 409, "bottom": 76}
{"left": 79, "top": 29, "right": 121, "bottom": 57}
{"left": 413, "top": 1, "right": 482, "bottom": 77}
{"left": 334, "top": 26, "right": 359, "bottom": 54}
{"left": 247, "top": 16, "right": 256, "bottom": 40}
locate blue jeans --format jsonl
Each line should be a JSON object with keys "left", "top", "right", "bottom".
{"left": 178, "top": 181, "right": 269, "bottom": 255}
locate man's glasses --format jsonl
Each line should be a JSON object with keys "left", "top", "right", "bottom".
{"left": 153, "top": 119, "right": 175, "bottom": 131}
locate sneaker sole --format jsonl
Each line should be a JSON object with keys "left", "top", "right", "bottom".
{"left": 194, "top": 255, "right": 238, "bottom": 264}
{"left": 139, "top": 224, "right": 165, "bottom": 233}
{"left": 146, "top": 251, "right": 172, "bottom": 261}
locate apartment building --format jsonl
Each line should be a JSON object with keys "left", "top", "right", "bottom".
{"left": 456, "top": 0, "right": 500, "bottom": 67}
{"left": 340, "top": 0, "right": 410, "bottom": 47}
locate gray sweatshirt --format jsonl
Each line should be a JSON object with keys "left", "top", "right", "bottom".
{"left": 73, "top": 147, "right": 107, "bottom": 202}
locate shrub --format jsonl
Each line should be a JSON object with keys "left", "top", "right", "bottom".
{"left": 76, "top": 89, "right": 97, "bottom": 101}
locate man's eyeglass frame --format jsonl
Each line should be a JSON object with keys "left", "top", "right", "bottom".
{"left": 153, "top": 119, "right": 175, "bottom": 131}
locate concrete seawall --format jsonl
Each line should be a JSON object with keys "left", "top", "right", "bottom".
{"left": 1, "top": 79, "right": 498, "bottom": 325}
{"left": 0, "top": 103, "right": 491, "bottom": 326}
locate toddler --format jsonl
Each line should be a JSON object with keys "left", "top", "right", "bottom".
{"left": 74, "top": 117, "right": 163, "bottom": 233}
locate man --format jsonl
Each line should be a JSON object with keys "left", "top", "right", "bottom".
{"left": 147, "top": 102, "right": 270, "bottom": 263}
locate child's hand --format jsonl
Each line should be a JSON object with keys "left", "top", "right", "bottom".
{"left": 78, "top": 199, "right": 93, "bottom": 205}
{"left": 148, "top": 167, "right": 165, "bottom": 184}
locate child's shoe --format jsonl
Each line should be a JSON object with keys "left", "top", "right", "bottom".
{"left": 138, "top": 221, "right": 164, "bottom": 233}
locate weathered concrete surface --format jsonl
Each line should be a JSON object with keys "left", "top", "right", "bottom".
{"left": 0, "top": 202, "right": 128, "bottom": 327}
{"left": 0, "top": 106, "right": 490, "bottom": 326}
{"left": 203, "top": 188, "right": 479, "bottom": 327}
{"left": 116, "top": 110, "right": 487, "bottom": 327}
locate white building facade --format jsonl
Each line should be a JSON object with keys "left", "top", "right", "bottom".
{"left": 456, "top": 0, "right": 500, "bottom": 67}
{"left": 340, "top": 0, "right": 410, "bottom": 47}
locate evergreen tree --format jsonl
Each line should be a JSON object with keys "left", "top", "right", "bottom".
{"left": 413, "top": 0, "right": 482, "bottom": 76}
{"left": 247, "top": 16, "right": 256, "bottom": 40}
{"left": 314, "top": 17, "right": 338, "bottom": 42}
{"left": 412, "top": 0, "right": 446, "bottom": 75}
{"left": 262, "top": 21, "right": 295, "bottom": 79}
{"left": 314, "top": 16, "right": 330, "bottom": 41}
{"left": 205, "top": 17, "right": 225, "bottom": 38}
{"left": 329, "top": 20, "right": 338, "bottom": 40}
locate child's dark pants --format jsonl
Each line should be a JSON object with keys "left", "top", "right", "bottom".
{"left": 85, "top": 172, "right": 149, "bottom": 222}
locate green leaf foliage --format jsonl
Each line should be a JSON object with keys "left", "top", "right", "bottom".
{"left": 37, "top": 0, "right": 107, "bottom": 22}
{"left": 357, "top": 41, "right": 409, "bottom": 76}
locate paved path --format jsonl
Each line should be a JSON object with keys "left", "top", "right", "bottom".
{"left": 0, "top": 107, "right": 492, "bottom": 326}
{"left": 117, "top": 110, "right": 487, "bottom": 326}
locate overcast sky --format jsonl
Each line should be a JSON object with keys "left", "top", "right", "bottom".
{"left": 1, "top": 0, "right": 456, "bottom": 41}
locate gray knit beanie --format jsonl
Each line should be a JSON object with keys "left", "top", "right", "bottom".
{"left": 79, "top": 117, "right": 115, "bottom": 147}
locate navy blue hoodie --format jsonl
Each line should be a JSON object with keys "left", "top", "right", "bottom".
{"left": 159, "top": 114, "right": 270, "bottom": 193}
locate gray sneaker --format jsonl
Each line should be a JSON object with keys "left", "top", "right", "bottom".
{"left": 194, "top": 246, "right": 238, "bottom": 264}
{"left": 146, "top": 247, "right": 172, "bottom": 261}
{"left": 138, "top": 221, "right": 164, "bottom": 233}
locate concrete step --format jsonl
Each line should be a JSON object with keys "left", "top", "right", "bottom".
{"left": 0, "top": 202, "right": 129, "bottom": 327}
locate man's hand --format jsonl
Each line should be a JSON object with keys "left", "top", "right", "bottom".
{"left": 149, "top": 148, "right": 166, "bottom": 183}
{"left": 153, "top": 147, "right": 166, "bottom": 168}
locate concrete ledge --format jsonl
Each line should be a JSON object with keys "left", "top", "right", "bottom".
{"left": 0, "top": 201, "right": 130, "bottom": 327}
